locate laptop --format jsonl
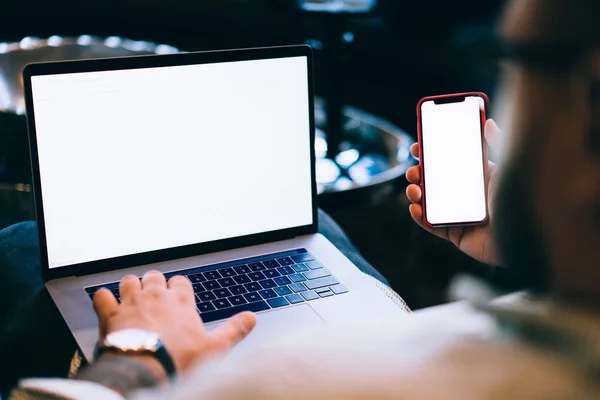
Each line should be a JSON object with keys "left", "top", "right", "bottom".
{"left": 23, "top": 45, "right": 405, "bottom": 360}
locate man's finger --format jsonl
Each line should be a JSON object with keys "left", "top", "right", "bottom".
{"left": 406, "top": 166, "right": 420, "bottom": 184}
{"left": 409, "top": 204, "right": 449, "bottom": 241}
{"left": 141, "top": 270, "right": 167, "bottom": 289}
{"left": 410, "top": 143, "right": 420, "bottom": 159}
{"left": 120, "top": 274, "right": 142, "bottom": 301}
{"left": 168, "top": 275, "right": 194, "bottom": 300}
{"left": 93, "top": 289, "right": 119, "bottom": 338}
{"left": 409, "top": 204, "right": 435, "bottom": 235}
{"left": 409, "top": 203, "right": 425, "bottom": 228}
{"left": 211, "top": 312, "right": 257, "bottom": 349}
{"left": 406, "top": 184, "right": 422, "bottom": 204}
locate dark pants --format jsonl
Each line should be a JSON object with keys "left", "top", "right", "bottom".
{"left": 0, "top": 210, "right": 387, "bottom": 393}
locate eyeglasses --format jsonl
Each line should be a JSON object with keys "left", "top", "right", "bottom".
{"left": 495, "top": 39, "right": 588, "bottom": 72}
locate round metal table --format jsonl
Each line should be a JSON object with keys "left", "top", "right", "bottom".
{"left": 0, "top": 36, "right": 415, "bottom": 211}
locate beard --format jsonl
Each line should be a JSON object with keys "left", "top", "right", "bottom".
{"left": 492, "top": 146, "right": 550, "bottom": 293}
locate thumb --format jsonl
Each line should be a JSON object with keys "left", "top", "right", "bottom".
{"left": 211, "top": 311, "right": 257, "bottom": 349}
{"left": 484, "top": 119, "right": 504, "bottom": 162}
{"left": 484, "top": 119, "right": 501, "bottom": 144}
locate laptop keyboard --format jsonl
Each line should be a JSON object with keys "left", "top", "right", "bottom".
{"left": 85, "top": 249, "right": 348, "bottom": 324}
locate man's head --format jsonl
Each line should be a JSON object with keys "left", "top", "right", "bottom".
{"left": 494, "top": 0, "right": 600, "bottom": 304}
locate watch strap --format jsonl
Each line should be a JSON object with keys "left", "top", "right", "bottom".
{"left": 94, "top": 339, "right": 177, "bottom": 378}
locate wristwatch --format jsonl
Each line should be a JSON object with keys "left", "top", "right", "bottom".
{"left": 94, "top": 328, "right": 176, "bottom": 377}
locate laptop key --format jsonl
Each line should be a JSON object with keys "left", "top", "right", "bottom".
{"left": 229, "top": 295, "right": 248, "bottom": 306}
{"left": 192, "top": 283, "right": 205, "bottom": 293}
{"left": 217, "top": 278, "right": 236, "bottom": 287}
{"left": 290, "top": 283, "right": 307, "bottom": 293}
{"left": 214, "top": 288, "right": 232, "bottom": 299}
{"left": 248, "top": 262, "right": 266, "bottom": 271}
{"left": 318, "top": 290, "right": 334, "bottom": 298}
{"left": 263, "top": 259, "right": 280, "bottom": 268}
{"left": 292, "top": 263, "right": 309, "bottom": 272}
{"left": 274, "top": 286, "right": 292, "bottom": 296}
{"left": 219, "top": 268, "right": 236, "bottom": 277}
{"left": 301, "top": 291, "right": 319, "bottom": 301}
{"left": 94, "top": 283, "right": 118, "bottom": 292}
{"left": 188, "top": 273, "right": 207, "bottom": 283}
{"left": 197, "top": 302, "right": 216, "bottom": 313}
{"left": 274, "top": 276, "right": 292, "bottom": 286}
{"left": 200, "top": 301, "right": 270, "bottom": 324}
{"left": 267, "top": 297, "right": 289, "bottom": 308}
{"left": 264, "top": 269, "right": 281, "bottom": 278}
{"left": 233, "top": 275, "right": 251, "bottom": 284}
{"left": 248, "top": 272, "right": 266, "bottom": 281}
{"left": 259, "top": 279, "right": 277, "bottom": 289}
{"left": 213, "top": 299, "right": 232, "bottom": 309}
{"left": 289, "top": 273, "right": 307, "bottom": 283}
{"left": 233, "top": 265, "right": 251, "bottom": 274}
{"left": 285, "top": 294, "right": 304, "bottom": 304}
{"left": 243, "top": 292, "right": 261, "bottom": 303}
{"left": 164, "top": 272, "right": 180, "bottom": 280}
{"left": 197, "top": 292, "right": 216, "bottom": 302}
{"left": 330, "top": 284, "right": 349, "bottom": 295}
{"left": 305, "top": 276, "right": 339, "bottom": 290}
{"left": 203, "top": 281, "right": 221, "bottom": 290}
{"left": 277, "top": 266, "right": 295, "bottom": 275}
{"left": 303, "top": 269, "right": 331, "bottom": 280}
{"left": 230, "top": 285, "right": 248, "bottom": 295}
{"left": 291, "top": 253, "right": 315, "bottom": 263}
{"left": 276, "top": 257, "right": 295, "bottom": 266}
{"left": 85, "top": 287, "right": 97, "bottom": 295}
{"left": 306, "top": 261, "right": 324, "bottom": 270}
{"left": 203, "top": 271, "right": 222, "bottom": 280}
{"left": 259, "top": 289, "right": 278, "bottom": 299}
{"left": 244, "top": 282, "right": 262, "bottom": 292}
{"left": 110, "top": 289, "right": 121, "bottom": 302}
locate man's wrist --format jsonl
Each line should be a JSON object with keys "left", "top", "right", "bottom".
{"left": 75, "top": 353, "right": 168, "bottom": 397}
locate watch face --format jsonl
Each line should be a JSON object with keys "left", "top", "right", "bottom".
{"left": 104, "top": 328, "right": 161, "bottom": 352}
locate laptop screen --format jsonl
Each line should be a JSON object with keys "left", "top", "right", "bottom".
{"left": 30, "top": 56, "right": 313, "bottom": 269}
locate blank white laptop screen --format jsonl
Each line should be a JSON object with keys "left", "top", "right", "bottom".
{"left": 30, "top": 56, "right": 313, "bottom": 269}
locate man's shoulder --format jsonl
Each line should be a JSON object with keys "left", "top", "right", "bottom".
{"left": 136, "top": 295, "right": 599, "bottom": 400}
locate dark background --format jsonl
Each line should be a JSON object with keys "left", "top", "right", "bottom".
{"left": 0, "top": 0, "right": 506, "bottom": 309}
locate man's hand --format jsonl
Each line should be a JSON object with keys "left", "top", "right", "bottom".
{"left": 406, "top": 119, "right": 501, "bottom": 267}
{"left": 92, "top": 270, "right": 257, "bottom": 377}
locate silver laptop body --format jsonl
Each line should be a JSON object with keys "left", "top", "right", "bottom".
{"left": 23, "top": 45, "right": 405, "bottom": 361}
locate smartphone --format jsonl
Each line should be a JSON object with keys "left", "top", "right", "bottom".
{"left": 417, "top": 92, "right": 489, "bottom": 228}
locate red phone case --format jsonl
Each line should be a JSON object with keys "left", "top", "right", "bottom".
{"left": 416, "top": 92, "right": 490, "bottom": 229}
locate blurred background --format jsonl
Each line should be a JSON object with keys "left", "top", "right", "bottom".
{"left": 0, "top": 0, "right": 506, "bottom": 309}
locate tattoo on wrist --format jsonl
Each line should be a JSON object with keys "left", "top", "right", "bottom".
{"left": 75, "top": 354, "right": 163, "bottom": 396}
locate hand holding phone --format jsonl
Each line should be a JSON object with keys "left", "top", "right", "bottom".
{"left": 417, "top": 93, "right": 489, "bottom": 227}
{"left": 406, "top": 93, "right": 501, "bottom": 266}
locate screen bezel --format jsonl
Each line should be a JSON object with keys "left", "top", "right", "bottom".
{"left": 23, "top": 45, "right": 318, "bottom": 282}
{"left": 416, "top": 92, "right": 489, "bottom": 228}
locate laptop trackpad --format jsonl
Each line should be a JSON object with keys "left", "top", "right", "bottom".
{"left": 205, "top": 305, "right": 324, "bottom": 350}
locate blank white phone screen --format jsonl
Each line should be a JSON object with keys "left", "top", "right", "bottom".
{"left": 420, "top": 97, "right": 487, "bottom": 225}
{"left": 31, "top": 56, "right": 313, "bottom": 269}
